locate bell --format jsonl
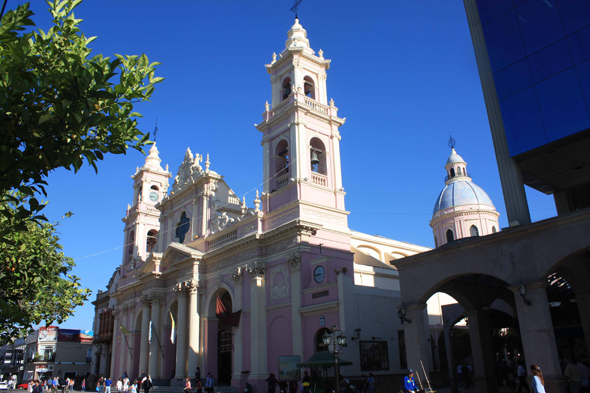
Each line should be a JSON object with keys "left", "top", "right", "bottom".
{"left": 311, "top": 150, "right": 320, "bottom": 166}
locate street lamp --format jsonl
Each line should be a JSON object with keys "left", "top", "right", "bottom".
{"left": 322, "top": 324, "right": 347, "bottom": 393}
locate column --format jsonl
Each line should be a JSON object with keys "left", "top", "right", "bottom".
{"left": 249, "top": 263, "right": 267, "bottom": 381}
{"left": 464, "top": 310, "right": 497, "bottom": 393}
{"left": 188, "top": 280, "right": 203, "bottom": 380}
{"left": 510, "top": 282, "right": 564, "bottom": 393}
{"left": 289, "top": 253, "right": 303, "bottom": 358}
{"left": 149, "top": 293, "right": 163, "bottom": 379}
{"left": 200, "top": 193, "right": 208, "bottom": 237}
{"left": 124, "top": 304, "right": 135, "bottom": 377}
{"left": 576, "top": 292, "right": 590, "bottom": 356}
{"left": 404, "top": 303, "right": 433, "bottom": 379}
{"left": 231, "top": 272, "right": 244, "bottom": 381}
{"left": 262, "top": 138, "right": 270, "bottom": 193}
{"left": 110, "top": 310, "right": 120, "bottom": 380}
{"left": 139, "top": 296, "right": 151, "bottom": 375}
{"left": 443, "top": 325, "right": 457, "bottom": 393}
{"left": 118, "top": 306, "right": 126, "bottom": 379}
{"left": 191, "top": 199, "right": 199, "bottom": 240}
{"left": 289, "top": 122, "right": 300, "bottom": 180}
{"left": 175, "top": 283, "right": 188, "bottom": 378}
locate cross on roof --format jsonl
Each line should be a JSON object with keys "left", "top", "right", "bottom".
{"left": 290, "top": 0, "right": 303, "bottom": 19}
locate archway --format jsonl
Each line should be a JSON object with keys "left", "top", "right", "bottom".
{"left": 217, "top": 291, "right": 233, "bottom": 386}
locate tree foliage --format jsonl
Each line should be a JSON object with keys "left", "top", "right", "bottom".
{"left": 0, "top": 194, "right": 90, "bottom": 344}
{"left": 0, "top": 0, "right": 163, "bottom": 343}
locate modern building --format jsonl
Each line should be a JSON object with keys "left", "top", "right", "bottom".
{"left": 93, "top": 19, "right": 433, "bottom": 393}
{"left": 20, "top": 327, "right": 93, "bottom": 382}
{"left": 0, "top": 338, "right": 26, "bottom": 383}
{"left": 464, "top": 0, "right": 590, "bottom": 223}
{"left": 396, "top": 3, "right": 590, "bottom": 393}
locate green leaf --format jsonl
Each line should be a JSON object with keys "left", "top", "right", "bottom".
{"left": 38, "top": 114, "right": 55, "bottom": 125}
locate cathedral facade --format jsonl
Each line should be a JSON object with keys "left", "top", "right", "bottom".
{"left": 91, "top": 20, "right": 429, "bottom": 392}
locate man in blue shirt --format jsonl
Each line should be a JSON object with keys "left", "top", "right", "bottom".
{"left": 105, "top": 378, "right": 112, "bottom": 393}
{"left": 404, "top": 370, "right": 418, "bottom": 393}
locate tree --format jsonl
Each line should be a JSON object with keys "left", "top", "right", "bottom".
{"left": 0, "top": 194, "right": 90, "bottom": 344}
{"left": 0, "top": 0, "right": 163, "bottom": 342}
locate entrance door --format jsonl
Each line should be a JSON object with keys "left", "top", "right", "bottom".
{"left": 217, "top": 330, "right": 232, "bottom": 385}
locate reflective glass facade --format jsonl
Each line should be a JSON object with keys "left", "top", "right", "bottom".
{"left": 477, "top": 0, "right": 590, "bottom": 156}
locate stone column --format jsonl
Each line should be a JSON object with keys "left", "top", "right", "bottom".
{"left": 110, "top": 309, "right": 120, "bottom": 380}
{"left": 404, "top": 303, "right": 433, "bottom": 379}
{"left": 262, "top": 138, "right": 270, "bottom": 194}
{"left": 289, "top": 253, "right": 303, "bottom": 358}
{"left": 139, "top": 296, "right": 151, "bottom": 375}
{"left": 148, "top": 293, "right": 163, "bottom": 379}
{"left": 187, "top": 279, "right": 203, "bottom": 380}
{"left": 576, "top": 292, "right": 590, "bottom": 355}
{"left": 443, "top": 325, "right": 457, "bottom": 393}
{"left": 248, "top": 262, "right": 267, "bottom": 381}
{"left": 124, "top": 303, "right": 135, "bottom": 377}
{"left": 175, "top": 283, "right": 188, "bottom": 378}
{"left": 231, "top": 271, "right": 244, "bottom": 381}
{"left": 464, "top": 310, "right": 497, "bottom": 393}
{"left": 510, "top": 282, "right": 564, "bottom": 393}
{"left": 118, "top": 305, "right": 127, "bottom": 379}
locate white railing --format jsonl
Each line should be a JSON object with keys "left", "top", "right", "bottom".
{"left": 228, "top": 195, "right": 240, "bottom": 205}
{"left": 268, "top": 96, "right": 293, "bottom": 120}
{"left": 311, "top": 172, "right": 328, "bottom": 187}
{"left": 208, "top": 229, "right": 238, "bottom": 249}
{"left": 277, "top": 174, "right": 290, "bottom": 189}
{"left": 303, "top": 97, "right": 330, "bottom": 114}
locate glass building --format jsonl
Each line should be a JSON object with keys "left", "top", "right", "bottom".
{"left": 465, "top": 0, "right": 590, "bottom": 222}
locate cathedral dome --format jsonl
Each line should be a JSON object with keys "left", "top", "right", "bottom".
{"left": 432, "top": 180, "right": 495, "bottom": 215}
{"left": 446, "top": 148, "right": 465, "bottom": 165}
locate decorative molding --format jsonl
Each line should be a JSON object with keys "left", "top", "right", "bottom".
{"left": 208, "top": 247, "right": 262, "bottom": 271}
{"left": 266, "top": 237, "right": 297, "bottom": 254}
{"left": 238, "top": 222, "right": 257, "bottom": 237}
{"left": 303, "top": 209, "right": 345, "bottom": 223}
{"left": 231, "top": 267, "right": 243, "bottom": 284}
{"left": 148, "top": 292, "right": 165, "bottom": 305}
{"left": 197, "top": 279, "right": 206, "bottom": 295}
{"left": 171, "top": 147, "right": 204, "bottom": 194}
{"left": 287, "top": 251, "right": 302, "bottom": 271}
{"left": 267, "top": 210, "right": 298, "bottom": 228}
{"left": 270, "top": 263, "right": 290, "bottom": 300}
{"left": 140, "top": 295, "right": 150, "bottom": 306}
{"left": 247, "top": 261, "right": 266, "bottom": 279}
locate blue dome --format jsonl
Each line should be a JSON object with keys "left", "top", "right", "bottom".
{"left": 433, "top": 179, "right": 495, "bottom": 215}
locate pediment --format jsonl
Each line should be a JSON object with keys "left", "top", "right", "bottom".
{"left": 140, "top": 243, "right": 203, "bottom": 277}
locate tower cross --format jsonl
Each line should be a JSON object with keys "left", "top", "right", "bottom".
{"left": 290, "top": 0, "right": 302, "bottom": 19}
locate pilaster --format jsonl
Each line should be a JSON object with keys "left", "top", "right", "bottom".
{"left": 248, "top": 262, "right": 267, "bottom": 380}
{"left": 110, "top": 309, "right": 120, "bottom": 380}
{"left": 288, "top": 252, "right": 303, "bottom": 358}
{"left": 174, "top": 282, "right": 188, "bottom": 378}
{"left": 148, "top": 293, "right": 164, "bottom": 379}
{"left": 187, "top": 279, "right": 204, "bottom": 379}
{"left": 139, "top": 295, "right": 151, "bottom": 375}
{"left": 231, "top": 269, "right": 244, "bottom": 381}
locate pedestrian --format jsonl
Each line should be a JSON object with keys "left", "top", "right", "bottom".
{"left": 130, "top": 382, "right": 136, "bottom": 393}
{"left": 105, "top": 379, "right": 112, "bottom": 393}
{"left": 141, "top": 372, "right": 146, "bottom": 380}
{"left": 206, "top": 373, "right": 214, "bottom": 393}
{"left": 516, "top": 360, "right": 529, "bottom": 393}
{"left": 266, "top": 373, "right": 278, "bottom": 393}
{"left": 530, "top": 364, "right": 545, "bottom": 393}
{"left": 579, "top": 360, "right": 590, "bottom": 391}
{"left": 123, "top": 373, "right": 128, "bottom": 380}
{"left": 403, "top": 370, "right": 417, "bottom": 393}
{"left": 195, "top": 378, "right": 202, "bottom": 393}
{"left": 123, "top": 377, "right": 129, "bottom": 393}
{"left": 565, "top": 359, "right": 583, "bottom": 393}
{"left": 116, "top": 378, "right": 122, "bottom": 393}
{"left": 69, "top": 379, "right": 74, "bottom": 393}
{"left": 142, "top": 376, "right": 152, "bottom": 393}
{"left": 82, "top": 379, "right": 86, "bottom": 392}
{"left": 457, "top": 364, "right": 463, "bottom": 387}
{"left": 195, "top": 367, "right": 201, "bottom": 382}
{"left": 183, "top": 377, "right": 191, "bottom": 393}
{"left": 302, "top": 371, "right": 311, "bottom": 393}
{"left": 462, "top": 364, "right": 472, "bottom": 389}
{"left": 367, "top": 373, "right": 376, "bottom": 393}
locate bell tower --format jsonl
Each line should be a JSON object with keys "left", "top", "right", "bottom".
{"left": 256, "top": 19, "right": 347, "bottom": 221}
{"left": 121, "top": 144, "right": 171, "bottom": 274}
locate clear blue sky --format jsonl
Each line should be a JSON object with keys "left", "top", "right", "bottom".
{"left": 20, "top": 0, "right": 556, "bottom": 330}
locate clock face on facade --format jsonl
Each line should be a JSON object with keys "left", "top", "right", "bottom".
{"left": 149, "top": 191, "right": 158, "bottom": 202}
{"left": 314, "top": 265, "right": 325, "bottom": 283}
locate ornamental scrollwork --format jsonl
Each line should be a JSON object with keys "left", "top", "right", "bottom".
{"left": 287, "top": 251, "right": 302, "bottom": 271}
{"left": 171, "top": 147, "right": 204, "bottom": 194}
{"left": 247, "top": 262, "right": 266, "bottom": 279}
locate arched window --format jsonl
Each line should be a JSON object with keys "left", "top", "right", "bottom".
{"left": 175, "top": 212, "right": 190, "bottom": 243}
{"left": 457, "top": 167, "right": 462, "bottom": 176}
{"left": 146, "top": 229, "right": 158, "bottom": 253}
{"left": 446, "top": 229, "right": 454, "bottom": 243}
{"left": 470, "top": 225, "right": 479, "bottom": 237}
{"left": 274, "top": 140, "right": 289, "bottom": 177}
{"left": 450, "top": 168, "right": 455, "bottom": 178}
{"left": 282, "top": 77, "right": 292, "bottom": 100}
{"left": 127, "top": 231, "right": 135, "bottom": 261}
{"left": 150, "top": 185, "right": 159, "bottom": 191}
{"left": 434, "top": 236, "right": 438, "bottom": 248}
{"left": 492, "top": 226, "right": 497, "bottom": 233}
{"left": 310, "top": 137, "right": 327, "bottom": 175}
{"left": 304, "top": 76, "right": 315, "bottom": 99}
{"left": 137, "top": 186, "right": 142, "bottom": 203}
{"left": 315, "top": 328, "right": 331, "bottom": 353}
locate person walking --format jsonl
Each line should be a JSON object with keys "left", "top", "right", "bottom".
{"left": 565, "top": 359, "right": 583, "bottom": 393}
{"left": 205, "top": 373, "right": 214, "bottom": 393}
{"left": 266, "top": 373, "right": 278, "bottom": 393}
{"left": 457, "top": 364, "right": 463, "bottom": 387}
{"left": 105, "top": 379, "right": 112, "bottom": 393}
{"left": 82, "top": 379, "right": 86, "bottom": 392}
{"left": 183, "top": 377, "right": 191, "bottom": 393}
{"left": 517, "top": 360, "right": 529, "bottom": 393}
{"left": 142, "top": 376, "right": 152, "bottom": 393}
{"left": 195, "top": 367, "right": 201, "bottom": 382}
{"left": 116, "top": 379, "right": 122, "bottom": 393}
{"left": 195, "top": 378, "right": 202, "bottom": 393}
{"left": 123, "top": 377, "right": 129, "bottom": 393}
{"left": 367, "top": 373, "right": 376, "bottom": 393}
{"left": 530, "top": 365, "right": 545, "bottom": 393}
{"left": 404, "top": 370, "right": 418, "bottom": 393}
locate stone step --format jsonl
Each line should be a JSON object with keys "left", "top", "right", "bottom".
{"left": 151, "top": 387, "right": 236, "bottom": 393}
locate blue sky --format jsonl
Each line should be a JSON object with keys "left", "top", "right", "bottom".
{"left": 19, "top": 0, "right": 556, "bottom": 330}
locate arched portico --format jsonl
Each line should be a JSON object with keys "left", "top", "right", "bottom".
{"left": 397, "top": 209, "right": 590, "bottom": 393}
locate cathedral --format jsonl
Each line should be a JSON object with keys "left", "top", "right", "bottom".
{"left": 91, "top": 19, "right": 430, "bottom": 392}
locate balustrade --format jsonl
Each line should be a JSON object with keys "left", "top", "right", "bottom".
{"left": 277, "top": 174, "right": 290, "bottom": 189}
{"left": 208, "top": 229, "right": 238, "bottom": 249}
{"left": 311, "top": 172, "right": 328, "bottom": 187}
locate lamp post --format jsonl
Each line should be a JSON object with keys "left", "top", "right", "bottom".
{"left": 322, "top": 324, "right": 347, "bottom": 393}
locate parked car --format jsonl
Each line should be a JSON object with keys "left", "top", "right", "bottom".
{"left": 17, "top": 382, "right": 29, "bottom": 389}
{"left": 0, "top": 381, "right": 8, "bottom": 390}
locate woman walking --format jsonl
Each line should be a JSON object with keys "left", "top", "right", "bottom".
{"left": 530, "top": 365, "right": 545, "bottom": 393}
{"left": 183, "top": 377, "right": 191, "bottom": 393}
{"left": 142, "top": 376, "right": 152, "bottom": 393}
